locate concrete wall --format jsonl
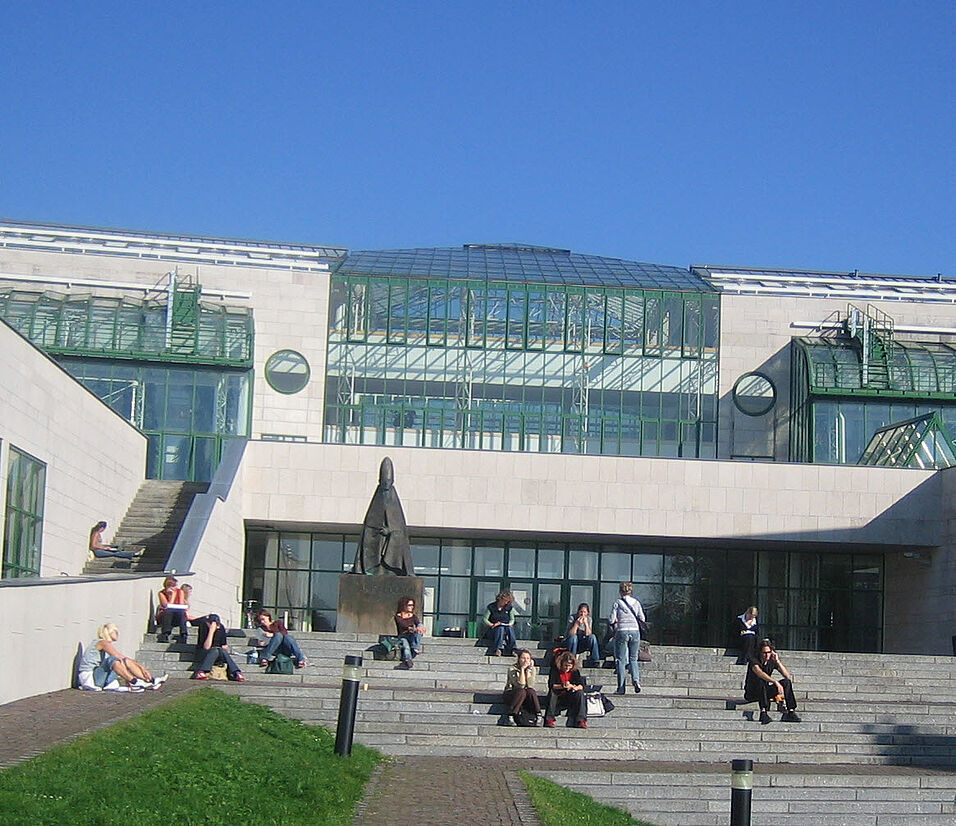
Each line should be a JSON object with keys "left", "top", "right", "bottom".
{"left": 0, "top": 321, "right": 147, "bottom": 576}
{"left": 717, "top": 293, "right": 956, "bottom": 462}
{"left": 0, "top": 575, "right": 158, "bottom": 704}
{"left": 883, "top": 466, "right": 956, "bottom": 655}
{"left": 240, "top": 441, "right": 942, "bottom": 549}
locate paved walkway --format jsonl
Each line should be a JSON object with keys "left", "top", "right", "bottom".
{"left": 0, "top": 681, "right": 198, "bottom": 769}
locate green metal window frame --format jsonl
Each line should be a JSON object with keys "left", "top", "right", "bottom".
{"left": 243, "top": 529, "right": 884, "bottom": 652}
{"left": 57, "top": 357, "right": 253, "bottom": 482}
{"left": 858, "top": 413, "right": 956, "bottom": 468}
{"left": 2, "top": 446, "right": 46, "bottom": 578}
{"left": 0, "top": 288, "right": 253, "bottom": 367}
{"left": 790, "top": 337, "right": 956, "bottom": 464}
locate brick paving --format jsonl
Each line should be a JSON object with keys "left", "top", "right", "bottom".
{"left": 0, "top": 680, "right": 199, "bottom": 769}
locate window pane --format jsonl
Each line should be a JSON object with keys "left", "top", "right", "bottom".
{"left": 474, "top": 544, "right": 504, "bottom": 577}
{"left": 508, "top": 545, "right": 535, "bottom": 578}
{"left": 537, "top": 548, "right": 565, "bottom": 579}
{"left": 568, "top": 550, "right": 598, "bottom": 580}
{"left": 632, "top": 553, "right": 662, "bottom": 582}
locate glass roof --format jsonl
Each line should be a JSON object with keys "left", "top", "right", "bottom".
{"left": 794, "top": 336, "right": 956, "bottom": 396}
{"left": 333, "top": 244, "right": 713, "bottom": 291}
{"left": 858, "top": 413, "right": 956, "bottom": 469}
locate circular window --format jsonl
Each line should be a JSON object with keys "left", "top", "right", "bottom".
{"left": 265, "top": 349, "right": 310, "bottom": 394}
{"left": 732, "top": 372, "right": 776, "bottom": 416}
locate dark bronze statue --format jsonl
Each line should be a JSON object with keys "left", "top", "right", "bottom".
{"left": 352, "top": 457, "right": 414, "bottom": 576}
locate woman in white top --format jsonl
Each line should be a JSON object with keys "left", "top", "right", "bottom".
{"left": 608, "top": 582, "right": 646, "bottom": 695}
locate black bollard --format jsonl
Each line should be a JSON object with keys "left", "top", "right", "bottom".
{"left": 334, "top": 654, "right": 363, "bottom": 757}
{"left": 730, "top": 759, "right": 753, "bottom": 826}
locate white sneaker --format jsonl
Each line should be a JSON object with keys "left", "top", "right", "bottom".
{"left": 79, "top": 684, "right": 102, "bottom": 692}
{"left": 103, "top": 684, "right": 130, "bottom": 692}
{"left": 130, "top": 679, "right": 152, "bottom": 690}
{"left": 128, "top": 685, "right": 145, "bottom": 693}
{"left": 150, "top": 673, "right": 168, "bottom": 688}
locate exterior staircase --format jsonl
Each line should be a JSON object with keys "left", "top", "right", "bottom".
{"left": 134, "top": 631, "right": 956, "bottom": 824}
{"left": 83, "top": 480, "right": 208, "bottom": 574}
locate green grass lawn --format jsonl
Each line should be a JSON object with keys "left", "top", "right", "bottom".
{"left": 0, "top": 689, "right": 381, "bottom": 826}
{"left": 522, "top": 771, "right": 661, "bottom": 826}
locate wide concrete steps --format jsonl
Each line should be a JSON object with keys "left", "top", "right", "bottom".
{"left": 532, "top": 769, "right": 956, "bottom": 826}
{"left": 83, "top": 480, "right": 208, "bottom": 575}
{"left": 137, "top": 633, "right": 956, "bottom": 769}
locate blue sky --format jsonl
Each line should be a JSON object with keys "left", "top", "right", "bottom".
{"left": 1, "top": 2, "right": 954, "bottom": 275}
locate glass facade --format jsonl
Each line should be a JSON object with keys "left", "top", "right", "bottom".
{"left": 2, "top": 447, "right": 46, "bottom": 578}
{"left": 791, "top": 337, "right": 956, "bottom": 464}
{"left": 58, "top": 357, "right": 251, "bottom": 481}
{"left": 0, "top": 286, "right": 254, "bottom": 482}
{"left": 243, "top": 529, "right": 884, "bottom": 652}
{"left": 325, "top": 274, "right": 720, "bottom": 457}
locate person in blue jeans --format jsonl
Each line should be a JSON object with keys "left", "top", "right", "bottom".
{"left": 484, "top": 590, "right": 517, "bottom": 656}
{"left": 394, "top": 595, "right": 425, "bottom": 669}
{"left": 608, "top": 582, "right": 646, "bottom": 695}
{"left": 256, "top": 610, "right": 306, "bottom": 668}
{"left": 564, "top": 602, "right": 602, "bottom": 667}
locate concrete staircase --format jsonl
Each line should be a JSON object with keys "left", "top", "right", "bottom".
{"left": 135, "top": 633, "right": 956, "bottom": 826}
{"left": 83, "top": 480, "right": 208, "bottom": 574}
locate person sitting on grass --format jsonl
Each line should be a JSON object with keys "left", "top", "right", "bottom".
{"left": 564, "top": 602, "right": 602, "bottom": 668}
{"left": 394, "top": 596, "right": 425, "bottom": 670}
{"left": 503, "top": 648, "right": 541, "bottom": 725}
{"left": 483, "top": 589, "right": 517, "bottom": 657}
{"left": 88, "top": 521, "right": 141, "bottom": 561}
{"left": 78, "top": 622, "right": 167, "bottom": 692}
{"left": 193, "top": 614, "right": 245, "bottom": 682}
{"left": 256, "top": 610, "right": 307, "bottom": 669}
{"left": 544, "top": 650, "right": 588, "bottom": 729}
{"left": 744, "top": 638, "right": 802, "bottom": 725}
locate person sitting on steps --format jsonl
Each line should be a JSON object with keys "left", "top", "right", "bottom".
{"left": 193, "top": 614, "right": 245, "bottom": 682}
{"left": 503, "top": 649, "right": 541, "bottom": 725}
{"left": 544, "top": 650, "right": 588, "bottom": 728}
{"left": 564, "top": 602, "right": 602, "bottom": 668}
{"left": 257, "top": 610, "right": 307, "bottom": 669}
{"left": 393, "top": 596, "right": 425, "bottom": 670}
{"left": 744, "top": 638, "right": 802, "bottom": 724}
{"left": 483, "top": 589, "right": 517, "bottom": 657}
{"left": 156, "top": 576, "right": 189, "bottom": 643}
{"left": 88, "top": 520, "right": 141, "bottom": 561}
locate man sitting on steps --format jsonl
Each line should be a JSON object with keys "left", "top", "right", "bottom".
{"left": 744, "top": 638, "right": 802, "bottom": 725}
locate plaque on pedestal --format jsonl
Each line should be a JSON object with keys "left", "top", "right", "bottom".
{"left": 337, "top": 574, "right": 424, "bottom": 635}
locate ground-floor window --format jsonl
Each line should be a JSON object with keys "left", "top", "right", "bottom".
{"left": 2, "top": 446, "right": 46, "bottom": 578}
{"left": 243, "top": 529, "right": 884, "bottom": 652}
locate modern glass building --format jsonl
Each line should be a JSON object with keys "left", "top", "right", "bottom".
{"left": 3, "top": 223, "right": 954, "bottom": 662}
{"left": 324, "top": 244, "right": 720, "bottom": 458}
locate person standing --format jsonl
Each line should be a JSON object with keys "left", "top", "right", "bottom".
{"left": 483, "top": 590, "right": 517, "bottom": 656}
{"left": 608, "top": 582, "right": 645, "bottom": 695}
{"left": 745, "top": 639, "right": 801, "bottom": 724}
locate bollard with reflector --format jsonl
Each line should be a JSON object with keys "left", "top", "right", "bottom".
{"left": 334, "top": 655, "right": 363, "bottom": 757}
{"left": 730, "top": 759, "right": 753, "bottom": 826}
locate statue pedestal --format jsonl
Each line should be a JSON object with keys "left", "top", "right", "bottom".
{"left": 337, "top": 574, "right": 424, "bottom": 635}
